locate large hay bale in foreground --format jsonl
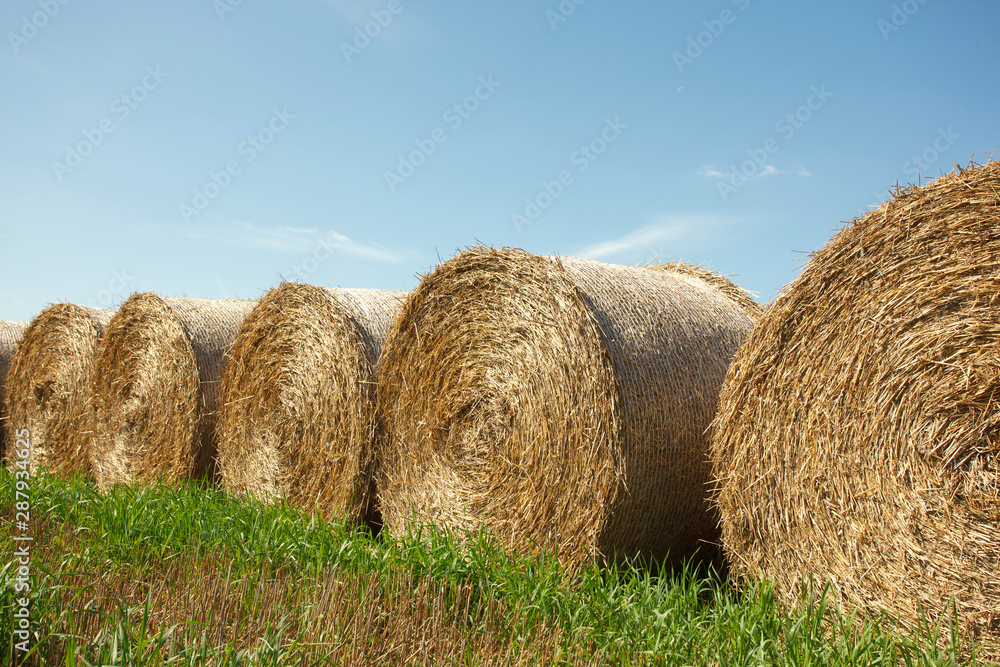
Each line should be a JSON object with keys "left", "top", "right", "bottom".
{"left": 5, "top": 304, "right": 113, "bottom": 477}
{"left": 377, "top": 247, "right": 759, "bottom": 566}
{"left": 89, "top": 293, "right": 255, "bottom": 489}
{"left": 712, "top": 161, "right": 1000, "bottom": 657}
{"left": 0, "top": 320, "right": 28, "bottom": 458}
{"left": 217, "top": 283, "right": 407, "bottom": 525}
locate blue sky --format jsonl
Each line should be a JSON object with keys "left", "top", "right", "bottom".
{"left": 2, "top": 0, "right": 997, "bottom": 321}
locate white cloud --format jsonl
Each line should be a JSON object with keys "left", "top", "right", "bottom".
{"left": 181, "top": 219, "right": 408, "bottom": 263}
{"left": 182, "top": 220, "right": 319, "bottom": 252}
{"left": 576, "top": 221, "right": 687, "bottom": 260}
{"left": 697, "top": 162, "right": 810, "bottom": 180}
{"left": 314, "top": 229, "right": 407, "bottom": 264}
{"left": 697, "top": 164, "right": 729, "bottom": 179}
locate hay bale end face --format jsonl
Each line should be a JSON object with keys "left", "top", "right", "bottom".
{"left": 217, "top": 283, "right": 407, "bottom": 525}
{"left": 5, "top": 304, "right": 114, "bottom": 478}
{"left": 89, "top": 293, "right": 255, "bottom": 489}
{"left": 0, "top": 320, "right": 29, "bottom": 459}
{"left": 711, "top": 161, "right": 1000, "bottom": 658}
{"left": 377, "top": 247, "right": 758, "bottom": 566}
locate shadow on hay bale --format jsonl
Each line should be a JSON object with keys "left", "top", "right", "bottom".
{"left": 377, "top": 246, "right": 759, "bottom": 568}
{"left": 5, "top": 304, "right": 113, "bottom": 478}
{"left": 711, "top": 160, "right": 1000, "bottom": 659}
{"left": 217, "top": 282, "right": 406, "bottom": 527}
{"left": 1, "top": 319, "right": 28, "bottom": 460}
{"left": 89, "top": 293, "right": 255, "bottom": 489}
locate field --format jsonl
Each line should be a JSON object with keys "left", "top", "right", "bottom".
{"left": 1, "top": 468, "right": 979, "bottom": 666}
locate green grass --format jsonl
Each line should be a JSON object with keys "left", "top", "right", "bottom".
{"left": 1, "top": 468, "right": 982, "bottom": 666}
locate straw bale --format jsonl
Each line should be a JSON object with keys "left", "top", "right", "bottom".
{"left": 217, "top": 282, "right": 406, "bottom": 525}
{"left": 5, "top": 304, "right": 113, "bottom": 477}
{"left": 650, "top": 262, "right": 760, "bottom": 317}
{"left": 0, "top": 320, "right": 28, "bottom": 459}
{"left": 711, "top": 161, "right": 1000, "bottom": 658}
{"left": 89, "top": 293, "right": 255, "bottom": 488}
{"left": 377, "top": 247, "right": 758, "bottom": 566}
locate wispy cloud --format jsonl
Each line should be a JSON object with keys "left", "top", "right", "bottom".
{"left": 576, "top": 221, "right": 687, "bottom": 260}
{"left": 315, "top": 229, "right": 408, "bottom": 264}
{"left": 697, "top": 163, "right": 810, "bottom": 180}
{"left": 696, "top": 165, "right": 730, "bottom": 179}
{"left": 182, "top": 220, "right": 319, "bottom": 252}
{"left": 180, "top": 219, "right": 409, "bottom": 263}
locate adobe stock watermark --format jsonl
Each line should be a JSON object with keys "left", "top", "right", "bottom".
{"left": 384, "top": 75, "right": 500, "bottom": 192}
{"left": 7, "top": 0, "right": 71, "bottom": 53}
{"left": 214, "top": 0, "right": 244, "bottom": 21}
{"left": 673, "top": 0, "right": 750, "bottom": 73}
{"left": 857, "top": 126, "right": 959, "bottom": 214}
{"left": 512, "top": 116, "right": 627, "bottom": 232}
{"left": 11, "top": 428, "right": 33, "bottom": 655}
{"left": 340, "top": 0, "right": 412, "bottom": 63}
{"left": 877, "top": 0, "right": 929, "bottom": 41}
{"left": 282, "top": 231, "right": 347, "bottom": 283}
{"left": 85, "top": 268, "right": 136, "bottom": 310}
{"left": 703, "top": 84, "right": 832, "bottom": 201}
{"left": 546, "top": 0, "right": 587, "bottom": 31}
{"left": 178, "top": 107, "right": 294, "bottom": 222}
{"left": 51, "top": 65, "right": 168, "bottom": 182}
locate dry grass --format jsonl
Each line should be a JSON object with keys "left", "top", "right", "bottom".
{"left": 0, "top": 319, "right": 28, "bottom": 460}
{"left": 711, "top": 160, "right": 1000, "bottom": 660}
{"left": 377, "top": 247, "right": 758, "bottom": 568}
{"left": 4, "top": 304, "right": 113, "bottom": 478}
{"left": 88, "top": 293, "right": 255, "bottom": 489}
{"left": 10, "top": 504, "right": 607, "bottom": 666}
{"left": 217, "top": 282, "right": 407, "bottom": 526}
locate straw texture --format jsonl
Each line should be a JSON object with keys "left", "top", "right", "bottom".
{"left": 377, "top": 247, "right": 758, "bottom": 566}
{"left": 89, "top": 293, "right": 256, "bottom": 489}
{"left": 5, "top": 304, "right": 114, "bottom": 477}
{"left": 0, "top": 320, "right": 28, "bottom": 459}
{"left": 217, "top": 283, "right": 407, "bottom": 525}
{"left": 711, "top": 161, "right": 1000, "bottom": 658}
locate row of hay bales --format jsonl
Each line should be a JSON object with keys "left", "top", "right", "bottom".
{"left": 1, "top": 160, "right": 997, "bottom": 658}
{"left": 0, "top": 257, "right": 758, "bottom": 566}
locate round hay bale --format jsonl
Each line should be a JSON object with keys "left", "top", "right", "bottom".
{"left": 650, "top": 261, "right": 760, "bottom": 316}
{"left": 217, "top": 282, "right": 407, "bottom": 525}
{"left": 5, "top": 304, "right": 114, "bottom": 477}
{"left": 377, "top": 247, "right": 759, "bottom": 566}
{"left": 89, "top": 293, "right": 256, "bottom": 489}
{"left": 0, "top": 319, "right": 28, "bottom": 460}
{"left": 711, "top": 161, "right": 1000, "bottom": 657}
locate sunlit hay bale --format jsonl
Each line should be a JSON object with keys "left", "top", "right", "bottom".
{"left": 0, "top": 319, "right": 28, "bottom": 460}
{"left": 217, "top": 282, "right": 407, "bottom": 526}
{"left": 89, "top": 293, "right": 256, "bottom": 489}
{"left": 711, "top": 160, "right": 1000, "bottom": 658}
{"left": 377, "top": 246, "right": 758, "bottom": 567}
{"left": 5, "top": 304, "right": 114, "bottom": 477}
{"left": 649, "top": 261, "right": 760, "bottom": 316}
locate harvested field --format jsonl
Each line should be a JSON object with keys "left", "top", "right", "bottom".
{"left": 711, "top": 161, "right": 1000, "bottom": 659}
{"left": 377, "top": 247, "right": 759, "bottom": 566}
{"left": 217, "top": 282, "right": 406, "bottom": 525}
